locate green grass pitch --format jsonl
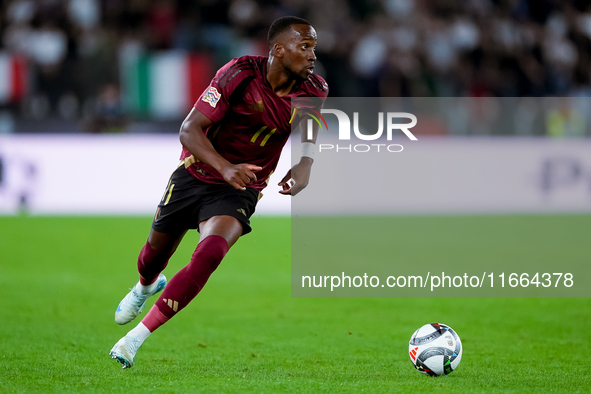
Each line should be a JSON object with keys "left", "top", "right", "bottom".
{"left": 0, "top": 215, "right": 589, "bottom": 393}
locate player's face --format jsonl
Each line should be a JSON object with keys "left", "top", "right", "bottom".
{"left": 282, "top": 24, "right": 317, "bottom": 80}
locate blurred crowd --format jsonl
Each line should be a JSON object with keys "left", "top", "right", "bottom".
{"left": 1, "top": 0, "right": 591, "bottom": 132}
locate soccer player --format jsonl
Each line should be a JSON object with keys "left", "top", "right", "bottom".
{"left": 110, "top": 16, "right": 328, "bottom": 369}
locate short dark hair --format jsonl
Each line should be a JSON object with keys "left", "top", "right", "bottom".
{"left": 267, "top": 16, "right": 311, "bottom": 46}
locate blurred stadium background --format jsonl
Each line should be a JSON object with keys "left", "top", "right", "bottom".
{"left": 2, "top": 0, "right": 591, "bottom": 216}
{"left": 0, "top": 0, "right": 591, "bottom": 134}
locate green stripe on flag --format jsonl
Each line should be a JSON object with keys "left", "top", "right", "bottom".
{"left": 121, "top": 52, "right": 151, "bottom": 116}
{"left": 137, "top": 55, "right": 150, "bottom": 115}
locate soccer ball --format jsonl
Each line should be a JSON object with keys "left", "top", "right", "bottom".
{"left": 408, "top": 323, "right": 462, "bottom": 376}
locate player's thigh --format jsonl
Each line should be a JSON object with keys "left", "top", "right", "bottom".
{"left": 198, "top": 215, "right": 243, "bottom": 247}
{"left": 197, "top": 186, "right": 259, "bottom": 246}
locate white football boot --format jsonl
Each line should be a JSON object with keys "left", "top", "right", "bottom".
{"left": 114, "top": 274, "right": 167, "bottom": 325}
{"left": 110, "top": 335, "right": 141, "bottom": 369}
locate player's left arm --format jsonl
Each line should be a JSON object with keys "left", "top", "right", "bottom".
{"left": 278, "top": 115, "right": 319, "bottom": 196}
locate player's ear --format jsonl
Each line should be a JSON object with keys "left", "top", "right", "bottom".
{"left": 274, "top": 43, "right": 284, "bottom": 58}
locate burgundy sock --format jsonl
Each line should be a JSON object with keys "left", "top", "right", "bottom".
{"left": 137, "top": 241, "right": 172, "bottom": 285}
{"left": 143, "top": 235, "right": 229, "bottom": 332}
{"left": 142, "top": 305, "right": 170, "bottom": 332}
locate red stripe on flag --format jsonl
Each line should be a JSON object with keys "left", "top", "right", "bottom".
{"left": 187, "top": 54, "right": 213, "bottom": 109}
{"left": 10, "top": 55, "right": 27, "bottom": 102}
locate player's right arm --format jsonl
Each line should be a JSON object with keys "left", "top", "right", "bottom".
{"left": 278, "top": 113, "right": 318, "bottom": 196}
{"left": 179, "top": 108, "right": 261, "bottom": 191}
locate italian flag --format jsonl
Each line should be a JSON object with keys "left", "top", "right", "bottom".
{"left": 121, "top": 51, "right": 213, "bottom": 119}
{"left": 0, "top": 53, "right": 27, "bottom": 104}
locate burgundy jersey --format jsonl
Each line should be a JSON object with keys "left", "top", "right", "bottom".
{"left": 182, "top": 55, "right": 328, "bottom": 191}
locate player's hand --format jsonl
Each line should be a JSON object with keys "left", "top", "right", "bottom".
{"left": 221, "top": 163, "right": 262, "bottom": 190}
{"left": 278, "top": 159, "right": 312, "bottom": 196}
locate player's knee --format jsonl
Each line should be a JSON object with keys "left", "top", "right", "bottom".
{"left": 197, "top": 235, "right": 229, "bottom": 261}
{"left": 147, "top": 236, "right": 174, "bottom": 257}
{"left": 138, "top": 241, "right": 171, "bottom": 272}
{"left": 189, "top": 235, "right": 230, "bottom": 273}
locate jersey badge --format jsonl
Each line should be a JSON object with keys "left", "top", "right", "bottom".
{"left": 202, "top": 87, "right": 222, "bottom": 108}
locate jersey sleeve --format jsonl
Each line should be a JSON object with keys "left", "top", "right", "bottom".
{"left": 306, "top": 74, "right": 329, "bottom": 109}
{"left": 295, "top": 75, "right": 329, "bottom": 114}
{"left": 194, "top": 57, "right": 246, "bottom": 124}
{"left": 316, "top": 77, "right": 329, "bottom": 103}
{"left": 317, "top": 80, "right": 329, "bottom": 109}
